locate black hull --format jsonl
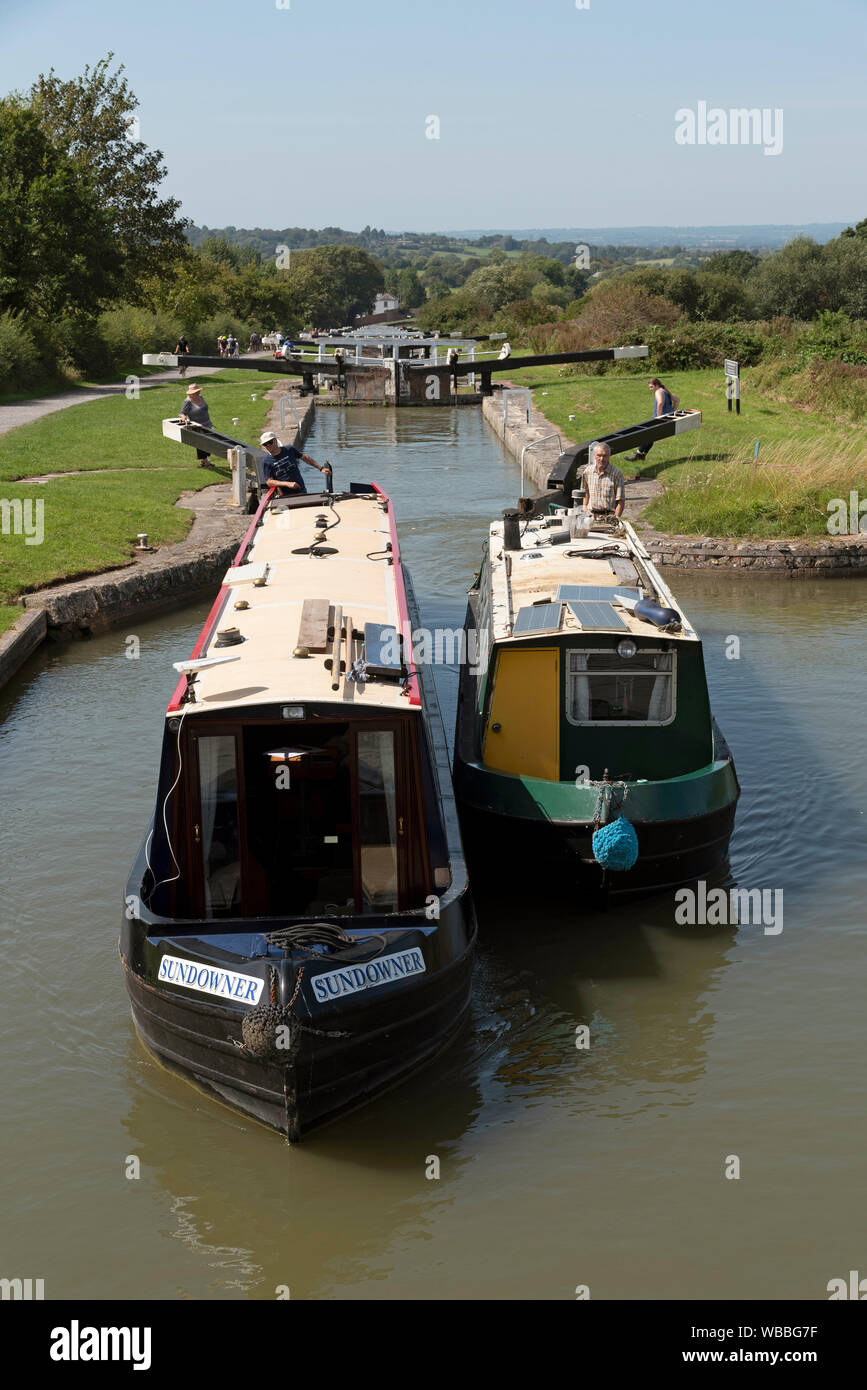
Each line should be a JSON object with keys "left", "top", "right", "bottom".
{"left": 120, "top": 913, "right": 474, "bottom": 1141}
{"left": 457, "top": 800, "right": 737, "bottom": 903}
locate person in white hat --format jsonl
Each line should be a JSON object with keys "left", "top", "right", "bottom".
{"left": 259, "top": 431, "right": 332, "bottom": 495}
{"left": 179, "top": 384, "right": 213, "bottom": 467}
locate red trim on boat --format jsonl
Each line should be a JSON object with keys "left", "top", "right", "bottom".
{"left": 371, "top": 483, "right": 421, "bottom": 706}
{"left": 167, "top": 487, "right": 276, "bottom": 713}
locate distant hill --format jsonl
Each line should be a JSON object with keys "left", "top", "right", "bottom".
{"left": 440, "top": 225, "right": 850, "bottom": 249}
{"left": 188, "top": 223, "right": 853, "bottom": 267}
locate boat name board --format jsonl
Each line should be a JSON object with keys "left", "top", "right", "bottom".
{"left": 158, "top": 953, "right": 264, "bottom": 1005}
{"left": 311, "top": 948, "right": 426, "bottom": 1003}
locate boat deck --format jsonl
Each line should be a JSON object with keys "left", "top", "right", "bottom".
{"left": 170, "top": 488, "right": 419, "bottom": 716}
{"left": 488, "top": 518, "right": 699, "bottom": 644}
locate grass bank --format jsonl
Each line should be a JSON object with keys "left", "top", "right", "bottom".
{"left": 501, "top": 364, "right": 859, "bottom": 537}
{"left": 0, "top": 370, "right": 276, "bottom": 604}
{"left": 0, "top": 605, "right": 23, "bottom": 635}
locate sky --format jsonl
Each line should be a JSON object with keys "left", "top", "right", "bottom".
{"left": 1, "top": 0, "right": 864, "bottom": 232}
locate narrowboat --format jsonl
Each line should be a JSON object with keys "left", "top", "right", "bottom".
{"left": 454, "top": 505, "right": 739, "bottom": 901}
{"left": 121, "top": 479, "right": 475, "bottom": 1142}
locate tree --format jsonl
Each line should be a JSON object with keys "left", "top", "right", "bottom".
{"left": 692, "top": 273, "right": 754, "bottom": 321}
{"left": 0, "top": 98, "right": 122, "bottom": 319}
{"left": 749, "top": 237, "right": 832, "bottom": 319}
{"left": 385, "top": 266, "right": 425, "bottom": 307}
{"left": 461, "top": 261, "right": 537, "bottom": 313}
{"left": 29, "top": 55, "right": 188, "bottom": 305}
{"left": 286, "top": 245, "right": 384, "bottom": 325}
{"left": 702, "top": 250, "right": 760, "bottom": 278}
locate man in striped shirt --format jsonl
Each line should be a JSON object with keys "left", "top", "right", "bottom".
{"left": 582, "top": 441, "right": 625, "bottom": 518}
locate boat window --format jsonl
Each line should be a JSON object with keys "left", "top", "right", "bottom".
{"left": 197, "top": 735, "right": 241, "bottom": 918}
{"left": 357, "top": 730, "right": 399, "bottom": 912}
{"left": 565, "top": 649, "right": 675, "bottom": 725}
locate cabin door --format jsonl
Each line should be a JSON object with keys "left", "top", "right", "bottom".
{"left": 483, "top": 647, "right": 561, "bottom": 781}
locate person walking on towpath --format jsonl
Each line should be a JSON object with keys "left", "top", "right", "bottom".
{"left": 174, "top": 334, "right": 190, "bottom": 377}
{"left": 259, "top": 430, "right": 332, "bottom": 496}
{"left": 179, "top": 384, "right": 214, "bottom": 468}
{"left": 582, "top": 440, "right": 625, "bottom": 519}
{"left": 625, "top": 378, "right": 679, "bottom": 471}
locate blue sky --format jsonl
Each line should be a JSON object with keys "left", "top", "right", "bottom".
{"left": 2, "top": 0, "right": 864, "bottom": 231}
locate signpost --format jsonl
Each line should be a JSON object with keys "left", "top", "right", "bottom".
{"left": 724, "top": 358, "right": 740, "bottom": 415}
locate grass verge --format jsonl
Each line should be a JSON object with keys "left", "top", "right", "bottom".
{"left": 0, "top": 371, "right": 277, "bottom": 602}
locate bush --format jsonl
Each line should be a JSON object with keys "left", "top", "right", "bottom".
{"left": 644, "top": 321, "right": 765, "bottom": 372}
{"left": 0, "top": 312, "right": 46, "bottom": 393}
{"left": 794, "top": 311, "right": 867, "bottom": 367}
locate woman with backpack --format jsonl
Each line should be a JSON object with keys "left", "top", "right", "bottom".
{"left": 625, "top": 378, "right": 680, "bottom": 468}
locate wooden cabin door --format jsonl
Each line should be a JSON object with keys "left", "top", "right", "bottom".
{"left": 483, "top": 647, "right": 561, "bottom": 781}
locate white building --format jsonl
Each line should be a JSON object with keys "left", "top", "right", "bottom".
{"left": 373, "top": 292, "right": 400, "bottom": 314}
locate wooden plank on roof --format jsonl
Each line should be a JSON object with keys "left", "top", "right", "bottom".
{"left": 297, "top": 598, "right": 332, "bottom": 652}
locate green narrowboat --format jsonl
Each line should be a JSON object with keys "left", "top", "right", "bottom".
{"left": 453, "top": 509, "right": 739, "bottom": 901}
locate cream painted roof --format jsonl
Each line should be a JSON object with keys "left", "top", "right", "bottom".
{"left": 489, "top": 517, "right": 698, "bottom": 643}
{"left": 176, "top": 492, "right": 418, "bottom": 716}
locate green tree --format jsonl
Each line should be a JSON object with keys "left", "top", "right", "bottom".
{"left": 385, "top": 266, "right": 425, "bottom": 307}
{"left": 692, "top": 272, "right": 754, "bottom": 321}
{"left": 29, "top": 55, "right": 188, "bottom": 304}
{"left": 0, "top": 98, "right": 121, "bottom": 319}
{"left": 702, "top": 250, "right": 760, "bottom": 278}
{"left": 749, "top": 237, "right": 832, "bottom": 319}
{"left": 462, "top": 261, "right": 537, "bottom": 313}
{"left": 287, "top": 245, "right": 384, "bottom": 325}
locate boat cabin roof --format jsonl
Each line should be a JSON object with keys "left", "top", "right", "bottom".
{"left": 488, "top": 517, "right": 698, "bottom": 644}
{"left": 169, "top": 488, "right": 420, "bottom": 717}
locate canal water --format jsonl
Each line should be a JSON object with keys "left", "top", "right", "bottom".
{"left": 1, "top": 405, "right": 865, "bottom": 1300}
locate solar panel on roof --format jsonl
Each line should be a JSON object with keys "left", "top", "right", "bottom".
{"left": 565, "top": 600, "right": 628, "bottom": 631}
{"left": 513, "top": 603, "right": 562, "bottom": 634}
{"left": 556, "top": 585, "right": 641, "bottom": 603}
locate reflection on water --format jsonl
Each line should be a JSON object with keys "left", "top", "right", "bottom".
{"left": 0, "top": 407, "right": 865, "bottom": 1300}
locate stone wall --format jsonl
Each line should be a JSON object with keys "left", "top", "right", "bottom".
{"left": 641, "top": 532, "right": 867, "bottom": 572}
{"left": 0, "top": 610, "right": 47, "bottom": 692}
{"left": 481, "top": 387, "right": 574, "bottom": 491}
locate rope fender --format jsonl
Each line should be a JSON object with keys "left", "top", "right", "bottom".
{"left": 591, "top": 779, "right": 639, "bottom": 872}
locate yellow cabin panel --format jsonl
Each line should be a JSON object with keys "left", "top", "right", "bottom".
{"left": 483, "top": 647, "right": 560, "bottom": 781}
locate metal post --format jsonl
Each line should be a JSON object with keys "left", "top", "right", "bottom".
{"left": 468, "top": 343, "right": 475, "bottom": 389}
{"left": 280, "top": 393, "right": 302, "bottom": 435}
{"left": 228, "top": 448, "right": 246, "bottom": 507}
{"left": 735, "top": 377, "right": 741, "bottom": 415}
{"left": 503, "top": 387, "right": 531, "bottom": 426}
{"left": 520, "top": 433, "right": 562, "bottom": 495}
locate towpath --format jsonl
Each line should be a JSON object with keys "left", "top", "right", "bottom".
{"left": 0, "top": 357, "right": 269, "bottom": 437}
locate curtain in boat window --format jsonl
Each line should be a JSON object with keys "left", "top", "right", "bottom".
{"left": 647, "top": 667, "right": 671, "bottom": 721}
{"left": 568, "top": 652, "right": 591, "bottom": 720}
{"left": 198, "top": 735, "right": 240, "bottom": 917}
{"left": 566, "top": 650, "right": 673, "bottom": 723}
{"left": 357, "top": 730, "right": 398, "bottom": 911}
